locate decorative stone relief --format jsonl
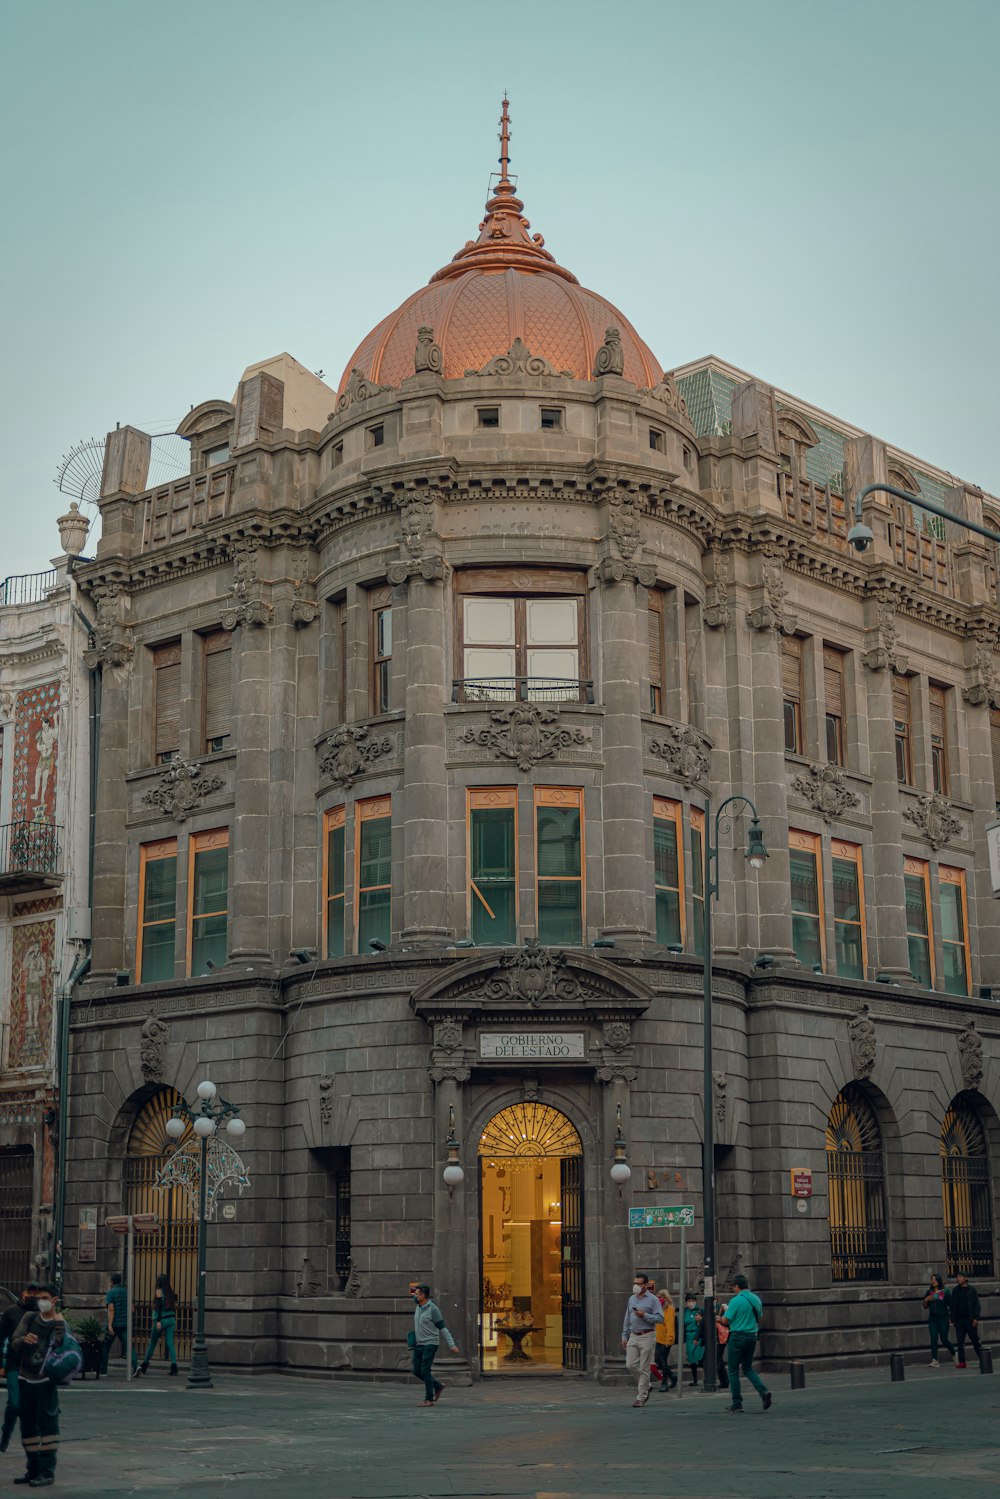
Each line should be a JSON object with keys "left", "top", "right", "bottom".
{"left": 336, "top": 368, "right": 393, "bottom": 413}
{"left": 288, "top": 545, "right": 319, "bottom": 628}
{"left": 959, "top": 1020, "right": 984, "bottom": 1091}
{"left": 962, "top": 633, "right": 1000, "bottom": 708}
{"left": 790, "top": 764, "right": 861, "bottom": 824}
{"left": 602, "top": 1021, "right": 631, "bottom": 1052}
{"left": 647, "top": 725, "right": 711, "bottom": 788}
{"left": 0, "top": 689, "right": 14, "bottom": 721}
{"left": 139, "top": 1013, "right": 169, "bottom": 1083}
{"left": 521, "top": 1075, "right": 539, "bottom": 1102}
{"left": 83, "top": 582, "right": 134, "bottom": 670}
{"left": 595, "top": 1063, "right": 638, "bottom": 1084}
{"left": 414, "top": 325, "right": 443, "bottom": 374}
{"left": 902, "top": 793, "right": 962, "bottom": 851}
{"left": 344, "top": 1259, "right": 363, "bottom": 1298}
{"left": 466, "top": 338, "right": 572, "bottom": 379}
{"left": 319, "top": 1076, "right": 334, "bottom": 1126}
{"left": 703, "top": 545, "right": 731, "bottom": 630}
{"left": 593, "top": 327, "right": 624, "bottom": 378}
{"left": 746, "top": 548, "right": 794, "bottom": 634}
{"left": 639, "top": 372, "right": 689, "bottom": 418}
{"left": 386, "top": 556, "right": 446, "bottom": 587}
{"left": 319, "top": 724, "right": 394, "bottom": 787}
{"left": 435, "top": 1021, "right": 463, "bottom": 1054}
{"left": 862, "top": 591, "right": 907, "bottom": 673}
{"left": 459, "top": 703, "right": 589, "bottom": 772}
{"left": 713, "top": 1071, "right": 728, "bottom": 1128}
{"left": 608, "top": 490, "right": 641, "bottom": 561}
{"left": 141, "top": 759, "right": 225, "bottom": 822}
{"left": 296, "top": 1255, "right": 323, "bottom": 1298}
{"left": 428, "top": 1063, "right": 472, "bottom": 1084}
{"left": 848, "top": 1002, "right": 876, "bottom": 1080}
{"left": 399, "top": 493, "right": 434, "bottom": 558}
{"left": 222, "top": 538, "right": 272, "bottom": 630}
{"left": 594, "top": 558, "right": 656, "bottom": 587}
{"left": 481, "top": 941, "right": 584, "bottom": 1008}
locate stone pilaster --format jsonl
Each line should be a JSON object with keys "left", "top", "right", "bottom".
{"left": 743, "top": 615, "right": 795, "bottom": 963}
{"left": 861, "top": 615, "right": 911, "bottom": 979}
{"left": 398, "top": 573, "right": 451, "bottom": 944}
{"left": 89, "top": 664, "right": 130, "bottom": 981}
{"left": 226, "top": 619, "right": 275, "bottom": 965}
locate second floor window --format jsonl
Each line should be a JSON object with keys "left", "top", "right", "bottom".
{"left": 370, "top": 589, "right": 392, "bottom": 715}
{"left": 930, "top": 684, "right": 949, "bottom": 795}
{"left": 831, "top": 839, "right": 865, "bottom": 980}
{"left": 535, "top": 786, "right": 583, "bottom": 944}
{"left": 138, "top": 838, "right": 178, "bottom": 983}
{"left": 904, "top": 856, "right": 932, "bottom": 986}
{"left": 690, "top": 808, "right": 705, "bottom": 958}
{"left": 824, "top": 646, "right": 846, "bottom": 766}
{"left": 939, "top": 865, "right": 970, "bottom": 996}
{"left": 468, "top": 788, "right": 516, "bottom": 946}
{"left": 325, "top": 806, "right": 346, "bottom": 958}
{"left": 781, "top": 637, "right": 803, "bottom": 755}
{"left": 894, "top": 676, "right": 913, "bottom": 785}
{"left": 357, "top": 796, "right": 391, "bottom": 950}
{"left": 188, "top": 829, "right": 229, "bottom": 976}
{"left": 789, "top": 829, "right": 823, "bottom": 968}
{"left": 648, "top": 591, "right": 666, "bottom": 714}
{"left": 202, "top": 632, "right": 232, "bottom": 753}
{"left": 152, "top": 643, "right": 181, "bottom": 764}
{"left": 457, "top": 570, "right": 585, "bottom": 703}
{"left": 653, "top": 797, "right": 683, "bottom": 946}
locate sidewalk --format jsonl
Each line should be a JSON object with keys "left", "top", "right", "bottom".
{"left": 16, "top": 1361, "right": 1000, "bottom": 1498}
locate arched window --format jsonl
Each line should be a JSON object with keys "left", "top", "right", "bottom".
{"left": 826, "top": 1086, "right": 888, "bottom": 1282}
{"left": 123, "top": 1088, "right": 198, "bottom": 1363}
{"left": 941, "top": 1097, "right": 994, "bottom": 1277}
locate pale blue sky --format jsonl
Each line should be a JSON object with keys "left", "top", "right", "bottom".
{"left": 2, "top": 0, "right": 998, "bottom": 576}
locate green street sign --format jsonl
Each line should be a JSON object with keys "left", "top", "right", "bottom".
{"left": 628, "top": 1205, "right": 695, "bottom": 1229}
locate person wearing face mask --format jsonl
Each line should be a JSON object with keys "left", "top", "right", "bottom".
{"left": 10, "top": 1284, "right": 65, "bottom": 1487}
{"left": 99, "top": 1272, "right": 137, "bottom": 1377}
{"left": 620, "top": 1272, "right": 663, "bottom": 1407}
{"left": 409, "top": 1284, "right": 460, "bottom": 1406}
{"left": 0, "top": 1284, "right": 40, "bottom": 1453}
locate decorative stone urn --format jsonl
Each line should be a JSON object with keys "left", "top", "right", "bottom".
{"left": 57, "top": 502, "right": 90, "bottom": 556}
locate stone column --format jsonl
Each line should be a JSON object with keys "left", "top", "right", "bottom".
{"left": 430, "top": 1068, "right": 469, "bottom": 1355}
{"left": 963, "top": 642, "right": 1000, "bottom": 988}
{"left": 598, "top": 1072, "right": 635, "bottom": 1362}
{"left": 226, "top": 612, "right": 274, "bottom": 966}
{"left": 860, "top": 594, "right": 911, "bottom": 979}
{"left": 88, "top": 662, "right": 130, "bottom": 981}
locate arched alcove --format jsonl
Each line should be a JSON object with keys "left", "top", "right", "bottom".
{"left": 941, "top": 1093, "right": 994, "bottom": 1277}
{"left": 825, "top": 1085, "right": 888, "bottom": 1282}
{"left": 123, "top": 1087, "right": 197, "bottom": 1363}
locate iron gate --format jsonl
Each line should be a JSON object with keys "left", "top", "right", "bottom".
{"left": 560, "top": 1155, "right": 585, "bottom": 1371}
{"left": 0, "top": 1148, "right": 33, "bottom": 1290}
{"left": 124, "top": 1091, "right": 198, "bottom": 1363}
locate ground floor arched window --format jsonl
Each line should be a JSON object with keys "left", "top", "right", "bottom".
{"left": 826, "top": 1085, "right": 888, "bottom": 1282}
{"left": 941, "top": 1096, "right": 994, "bottom": 1277}
{"left": 123, "top": 1088, "right": 198, "bottom": 1363}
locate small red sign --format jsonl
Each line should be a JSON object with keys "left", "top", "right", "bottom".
{"left": 105, "top": 1214, "right": 160, "bottom": 1234}
{"left": 789, "top": 1168, "right": 813, "bottom": 1198}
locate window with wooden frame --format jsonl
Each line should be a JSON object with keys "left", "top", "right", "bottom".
{"left": 893, "top": 675, "right": 913, "bottom": 785}
{"left": 653, "top": 797, "right": 684, "bottom": 947}
{"left": 689, "top": 808, "right": 705, "bottom": 958}
{"left": 202, "top": 632, "right": 232, "bottom": 754}
{"left": 137, "top": 838, "right": 178, "bottom": 983}
{"left": 535, "top": 786, "right": 584, "bottom": 945}
{"left": 903, "top": 856, "right": 933, "bottom": 986}
{"left": 992, "top": 708, "right": 1000, "bottom": 814}
{"left": 648, "top": 590, "right": 666, "bottom": 714}
{"left": 324, "top": 806, "right": 346, "bottom": 958}
{"left": 468, "top": 788, "right": 517, "bottom": 946}
{"left": 781, "top": 637, "right": 803, "bottom": 755}
{"left": 789, "top": 829, "right": 823, "bottom": 968}
{"left": 370, "top": 587, "right": 392, "bottom": 716}
{"left": 831, "top": 839, "right": 865, "bottom": 980}
{"left": 455, "top": 568, "right": 587, "bottom": 704}
{"left": 152, "top": 642, "right": 181, "bottom": 765}
{"left": 824, "top": 646, "right": 847, "bottom": 766}
{"left": 929, "top": 683, "right": 950, "bottom": 795}
{"left": 187, "top": 829, "right": 229, "bottom": 976}
{"left": 938, "top": 866, "right": 971, "bottom": 996}
{"left": 357, "top": 796, "right": 391, "bottom": 951}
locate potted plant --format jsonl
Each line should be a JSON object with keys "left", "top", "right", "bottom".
{"left": 69, "top": 1315, "right": 106, "bottom": 1378}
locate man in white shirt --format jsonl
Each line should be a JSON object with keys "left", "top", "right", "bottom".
{"left": 620, "top": 1271, "right": 664, "bottom": 1407}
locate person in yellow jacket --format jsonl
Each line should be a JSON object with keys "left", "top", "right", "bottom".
{"left": 653, "top": 1287, "right": 678, "bottom": 1391}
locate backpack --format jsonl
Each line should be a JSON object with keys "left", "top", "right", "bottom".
{"left": 41, "top": 1328, "right": 83, "bottom": 1386}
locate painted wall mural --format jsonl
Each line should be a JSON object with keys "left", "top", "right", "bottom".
{"left": 9, "top": 914, "right": 56, "bottom": 1069}
{"left": 12, "top": 682, "right": 60, "bottom": 825}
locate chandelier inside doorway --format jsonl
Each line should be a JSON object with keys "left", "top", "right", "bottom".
{"left": 479, "top": 1103, "right": 582, "bottom": 1171}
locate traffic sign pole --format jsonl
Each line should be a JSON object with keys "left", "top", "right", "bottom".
{"left": 677, "top": 1223, "right": 686, "bottom": 1401}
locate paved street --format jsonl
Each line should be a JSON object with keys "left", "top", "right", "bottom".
{"left": 17, "top": 1362, "right": 1000, "bottom": 1498}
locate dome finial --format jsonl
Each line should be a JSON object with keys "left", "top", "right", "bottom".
{"left": 497, "top": 93, "right": 512, "bottom": 189}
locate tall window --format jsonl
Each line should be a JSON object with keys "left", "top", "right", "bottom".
{"left": 653, "top": 797, "right": 683, "bottom": 946}
{"left": 152, "top": 643, "right": 181, "bottom": 765}
{"left": 941, "top": 1098, "right": 994, "bottom": 1277}
{"left": 781, "top": 637, "right": 803, "bottom": 755}
{"left": 324, "top": 806, "right": 346, "bottom": 958}
{"left": 690, "top": 808, "right": 705, "bottom": 959}
{"left": 904, "top": 856, "right": 933, "bottom": 986}
{"left": 929, "top": 684, "right": 949, "bottom": 795}
{"left": 831, "top": 840, "right": 865, "bottom": 980}
{"left": 370, "top": 589, "right": 392, "bottom": 715}
{"left": 939, "top": 866, "right": 970, "bottom": 996}
{"left": 826, "top": 1086, "right": 888, "bottom": 1282}
{"left": 893, "top": 676, "right": 912, "bottom": 785}
{"left": 824, "top": 646, "right": 846, "bottom": 766}
{"left": 188, "top": 829, "right": 228, "bottom": 975}
{"left": 137, "top": 839, "right": 177, "bottom": 983}
{"left": 357, "top": 796, "right": 391, "bottom": 950}
{"left": 648, "top": 591, "right": 666, "bottom": 714}
{"left": 789, "top": 829, "right": 823, "bottom": 968}
{"left": 202, "top": 632, "right": 232, "bottom": 754}
{"left": 535, "top": 787, "right": 584, "bottom": 944}
{"left": 456, "top": 570, "right": 586, "bottom": 703}
{"left": 468, "top": 788, "right": 516, "bottom": 946}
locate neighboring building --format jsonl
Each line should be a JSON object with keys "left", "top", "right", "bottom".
{"left": 64, "top": 103, "right": 1000, "bottom": 1376}
{"left": 0, "top": 513, "right": 93, "bottom": 1289}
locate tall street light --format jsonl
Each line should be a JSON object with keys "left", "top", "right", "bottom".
{"left": 700, "top": 795, "right": 768, "bottom": 1393}
{"left": 847, "top": 483, "right": 1000, "bottom": 554}
{"left": 165, "top": 1080, "right": 247, "bottom": 1389}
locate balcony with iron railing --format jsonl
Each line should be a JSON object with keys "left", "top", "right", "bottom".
{"left": 0, "top": 571, "right": 58, "bottom": 608}
{"left": 0, "top": 821, "right": 64, "bottom": 894}
{"left": 451, "top": 677, "right": 595, "bottom": 705}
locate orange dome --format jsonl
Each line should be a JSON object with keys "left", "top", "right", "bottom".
{"left": 338, "top": 100, "right": 662, "bottom": 394}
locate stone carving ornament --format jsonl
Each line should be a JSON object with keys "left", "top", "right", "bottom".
{"left": 222, "top": 538, "right": 272, "bottom": 630}
{"left": 962, "top": 634, "right": 1000, "bottom": 708}
{"left": 959, "top": 1020, "right": 984, "bottom": 1091}
{"left": 848, "top": 1002, "right": 876, "bottom": 1080}
{"left": 595, "top": 559, "right": 656, "bottom": 586}
{"left": 648, "top": 725, "right": 711, "bottom": 788}
{"left": 84, "top": 582, "right": 134, "bottom": 670}
{"left": 336, "top": 368, "right": 393, "bottom": 412}
{"left": 608, "top": 490, "right": 641, "bottom": 561}
{"left": 602, "top": 1021, "right": 631, "bottom": 1053}
{"left": 399, "top": 493, "right": 434, "bottom": 558}
{"left": 713, "top": 1071, "right": 728, "bottom": 1128}
{"left": 482, "top": 940, "right": 583, "bottom": 1008}
{"left": 319, "top": 724, "right": 393, "bottom": 787}
{"left": 791, "top": 764, "right": 861, "bottom": 823}
{"left": 467, "top": 338, "right": 573, "bottom": 379}
{"left": 386, "top": 556, "right": 446, "bottom": 587}
{"left": 593, "top": 327, "right": 624, "bottom": 378}
{"left": 459, "top": 702, "right": 589, "bottom": 772}
{"left": 862, "top": 592, "right": 906, "bottom": 674}
{"left": 703, "top": 545, "right": 731, "bottom": 631}
{"left": 746, "top": 548, "right": 793, "bottom": 635}
{"left": 639, "top": 372, "right": 689, "bottom": 419}
{"left": 435, "top": 1021, "right": 464, "bottom": 1054}
{"left": 319, "top": 1075, "right": 334, "bottom": 1126}
{"left": 414, "top": 325, "right": 443, "bottom": 374}
{"left": 139, "top": 1013, "right": 169, "bottom": 1083}
{"left": 142, "top": 759, "right": 225, "bottom": 822}
{"left": 902, "top": 793, "right": 962, "bottom": 851}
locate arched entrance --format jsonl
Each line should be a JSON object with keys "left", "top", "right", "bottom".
{"left": 825, "top": 1085, "right": 888, "bottom": 1282}
{"left": 123, "top": 1088, "right": 197, "bottom": 1363}
{"left": 941, "top": 1095, "right": 994, "bottom": 1277}
{"left": 478, "top": 1102, "right": 584, "bottom": 1372}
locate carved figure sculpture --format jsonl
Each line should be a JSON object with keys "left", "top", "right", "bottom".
{"left": 848, "top": 1003, "right": 876, "bottom": 1080}
{"left": 139, "top": 1013, "right": 169, "bottom": 1083}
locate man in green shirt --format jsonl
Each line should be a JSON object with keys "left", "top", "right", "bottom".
{"left": 718, "top": 1275, "right": 771, "bottom": 1413}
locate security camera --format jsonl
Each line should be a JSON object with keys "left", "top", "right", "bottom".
{"left": 847, "top": 523, "right": 874, "bottom": 553}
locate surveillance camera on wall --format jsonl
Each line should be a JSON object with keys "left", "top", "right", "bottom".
{"left": 847, "top": 523, "right": 874, "bottom": 553}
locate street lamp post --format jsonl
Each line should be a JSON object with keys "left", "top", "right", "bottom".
{"left": 700, "top": 795, "right": 768, "bottom": 1393}
{"left": 165, "top": 1079, "right": 247, "bottom": 1389}
{"left": 847, "top": 483, "right": 1000, "bottom": 554}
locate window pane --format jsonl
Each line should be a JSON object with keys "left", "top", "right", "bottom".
{"left": 464, "top": 647, "right": 516, "bottom": 682}
{"left": 792, "top": 914, "right": 823, "bottom": 968}
{"left": 943, "top": 941, "right": 968, "bottom": 996}
{"left": 832, "top": 858, "right": 860, "bottom": 923}
{"left": 690, "top": 826, "right": 705, "bottom": 958}
{"left": 536, "top": 807, "right": 581, "bottom": 878}
{"left": 783, "top": 701, "right": 799, "bottom": 754}
{"left": 358, "top": 888, "right": 391, "bottom": 950}
{"left": 903, "top": 873, "right": 928, "bottom": 936}
{"left": 654, "top": 819, "right": 679, "bottom": 890}
{"left": 465, "top": 597, "right": 515, "bottom": 644}
{"left": 939, "top": 882, "right": 964, "bottom": 944}
{"left": 472, "top": 808, "right": 515, "bottom": 881}
{"left": 326, "top": 898, "right": 345, "bottom": 959}
{"left": 835, "top": 926, "right": 864, "bottom": 981}
{"left": 526, "top": 648, "right": 579, "bottom": 681}
{"left": 377, "top": 608, "right": 392, "bottom": 658}
{"left": 538, "top": 880, "right": 582, "bottom": 944}
{"left": 328, "top": 825, "right": 345, "bottom": 899}
{"left": 908, "top": 934, "right": 932, "bottom": 987}
{"left": 655, "top": 888, "right": 681, "bottom": 946}
{"left": 472, "top": 882, "right": 515, "bottom": 945}
{"left": 359, "top": 817, "right": 392, "bottom": 890}
{"left": 826, "top": 714, "right": 842, "bottom": 765}
{"left": 140, "top": 921, "right": 175, "bottom": 984}
{"left": 144, "top": 857, "right": 177, "bottom": 924}
{"left": 526, "top": 599, "right": 577, "bottom": 645}
{"left": 193, "top": 848, "right": 228, "bottom": 916}
{"left": 191, "top": 913, "right": 227, "bottom": 975}
{"left": 789, "top": 849, "right": 819, "bottom": 915}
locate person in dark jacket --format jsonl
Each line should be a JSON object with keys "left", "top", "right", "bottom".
{"left": 922, "top": 1274, "right": 954, "bottom": 1366}
{"left": 99, "top": 1271, "right": 137, "bottom": 1376}
{"left": 0, "top": 1284, "right": 40, "bottom": 1452}
{"left": 950, "top": 1274, "right": 982, "bottom": 1368}
{"left": 138, "top": 1274, "right": 178, "bottom": 1376}
{"left": 10, "top": 1282, "right": 65, "bottom": 1487}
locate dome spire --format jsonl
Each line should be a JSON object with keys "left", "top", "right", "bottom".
{"left": 430, "top": 96, "right": 579, "bottom": 286}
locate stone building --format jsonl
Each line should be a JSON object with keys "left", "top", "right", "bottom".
{"left": 64, "top": 103, "right": 1000, "bottom": 1375}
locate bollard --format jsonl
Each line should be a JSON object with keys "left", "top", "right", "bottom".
{"left": 889, "top": 1353, "right": 905, "bottom": 1382}
{"left": 789, "top": 1360, "right": 806, "bottom": 1389}
{"left": 980, "top": 1347, "right": 993, "bottom": 1375}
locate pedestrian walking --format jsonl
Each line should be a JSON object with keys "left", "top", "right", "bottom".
{"left": 950, "top": 1273, "right": 983, "bottom": 1369}
{"left": 716, "top": 1301, "right": 730, "bottom": 1392}
{"left": 719, "top": 1274, "right": 771, "bottom": 1414}
{"left": 99, "top": 1272, "right": 137, "bottom": 1377}
{"left": 410, "top": 1284, "right": 459, "bottom": 1406}
{"left": 0, "top": 1284, "right": 40, "bottom": 1453}
{"left": 10, "top": 1282, "right": 67, "bottom": 1487}
{"left": 922, "top": 1274, "right": 954, "bottom": 1366}
{"left": 137, "top": 1274, "right": 179, "bottom": 1377}
{"left": 620, "top": 1271, "right": 663, "bottom": 1407}
{"left": 653, "top": 1287, "right": 678, "bottom": 1391}
{"left": 683, "top": 1294, "right": 704, "bottom": 1386}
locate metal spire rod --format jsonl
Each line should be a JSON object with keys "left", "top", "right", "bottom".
{"left": 498, "top": 93, "right": 511, "bottom": 183}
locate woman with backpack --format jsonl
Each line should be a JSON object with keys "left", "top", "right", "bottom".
{"left": 10, "top": 1282, "right": 70, "bottom": 1488}
{"left": 922, "top": 1273, "right": 954, "bottom": 1366}
{"left": 137, "top": 1274, "right": 179, "bottom": 1377}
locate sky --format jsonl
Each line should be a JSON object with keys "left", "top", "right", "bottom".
{"left": 1, "top": 0, "right": 998, "bottom": 577}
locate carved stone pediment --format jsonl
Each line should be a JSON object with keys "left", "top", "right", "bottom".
{"left": 459, "top": 703, "right": 590, "bottom": 771}
{"left": 902, "top": 792, "right": 962, "bottom": 851}
{"left": 336, "top": 368, "right": 394, "bottom": 412}
{"left": 141, "top": 759, "right": 225, "bottom": 822}
{"left": 318, "top": 724, "right": 394, "bottom": 787}
{"left": 647, "top": 723, "right": 711, "bottom": 788}
{"left": 791, "top": 764, "right": 860, "bottom": 823}
{"left": 465, "top": 338, "right": 573, "bottom": 379}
